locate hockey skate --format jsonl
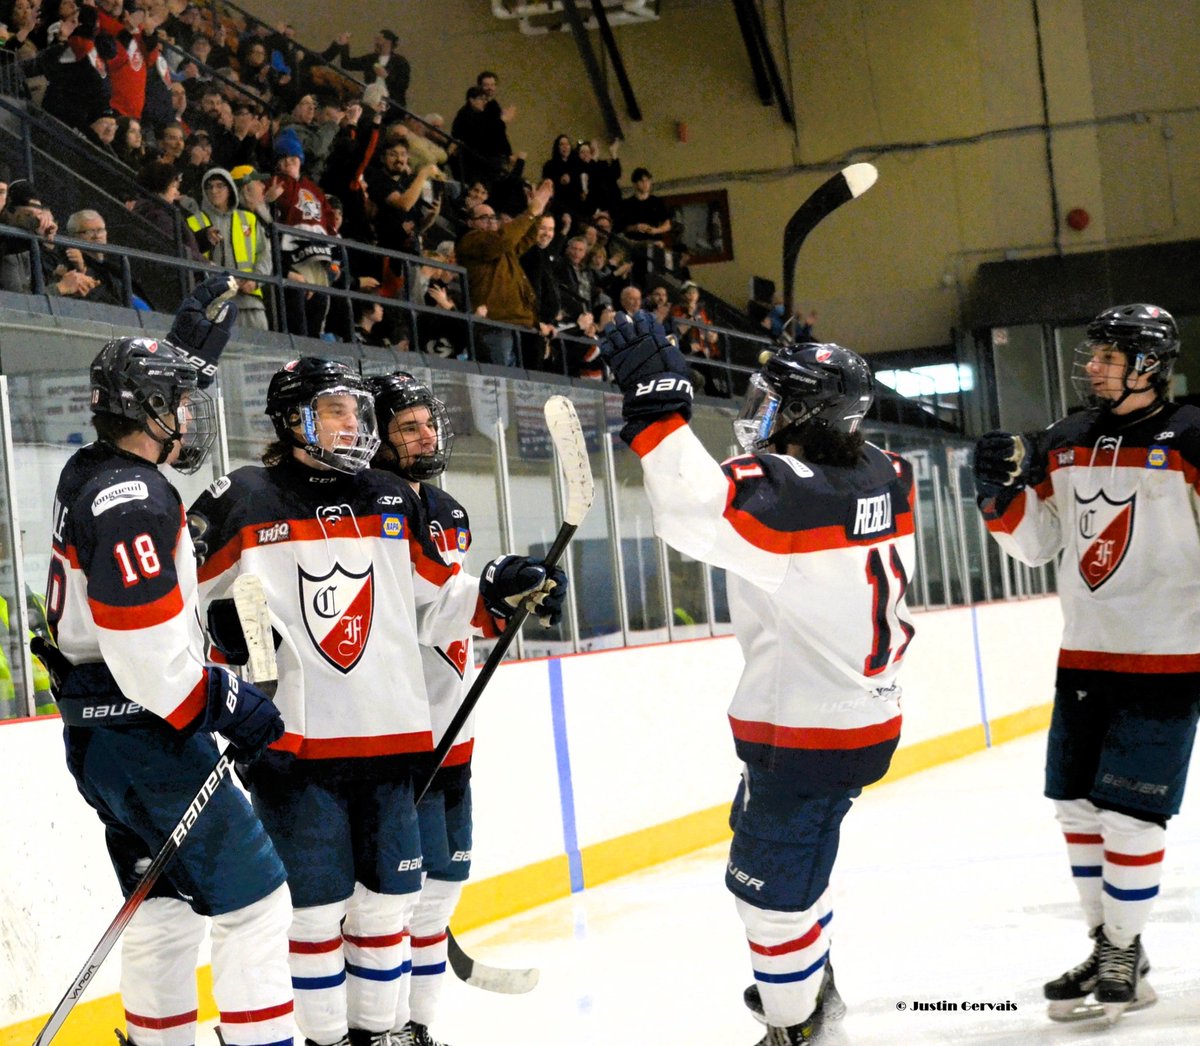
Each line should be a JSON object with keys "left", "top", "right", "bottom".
{"left": 1045, "top": 926, "right": 1154, "bottom": 1023}
{"left": 404, "top": 1022, "right": 452, "bottom": 1046}
{"left": 744, "top": 959, "right": 846, "bottom": 1026}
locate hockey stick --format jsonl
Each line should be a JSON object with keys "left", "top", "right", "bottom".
{"left": 32, "top": 576, "right": 278, "bottom": 1046}
{"left": 781, "top": 163, "right": 878, "bottom": 341}
{"left": 416, "top": 396, "right": 595, "bottom": 995}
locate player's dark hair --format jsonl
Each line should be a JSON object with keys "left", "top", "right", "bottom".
{"left": 92, "top": 412, "right": 142, "bottom": 444}
{"left": 784, "top": 426, "right": 865, "bottom": 468}
{"left": 261, "top": 438, "right": 292, "bottom": 466}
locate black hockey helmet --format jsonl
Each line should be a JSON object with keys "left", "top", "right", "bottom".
{"left": 1072, "top": 303, "right": 1180, "bottom": 408}
{"left": 735, "top": 342, "right": 874, "bottom": 452}
{"left": 90, "top": 335, "right": 217, "bottom": 473}
{"left": 265, "top": 356, "right": 380, "bottom": 474}
{"left": 368, "top": 371, "right": 454, "bottom": 481}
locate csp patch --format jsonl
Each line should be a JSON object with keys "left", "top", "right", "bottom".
{"left": 1146, "top": 446, "right": 1169, "bottom": 469}
{"left": 382, "top": 514, "right": 408, "bottom": 539}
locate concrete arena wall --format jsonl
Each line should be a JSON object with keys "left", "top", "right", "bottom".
{"left": 0, "top": 596, "right": 1062, "bottom": 1044}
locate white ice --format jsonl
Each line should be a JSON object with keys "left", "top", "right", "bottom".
{"left": 200, "top": 731, "right": 1200, "bottom": 1044}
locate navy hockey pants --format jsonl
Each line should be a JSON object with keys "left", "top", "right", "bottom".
{"left": 1045, "top": 683, "right": 1200, "bottom": 819}
{"left": 249, "top": 767, "right": 424, "bottom": 907}
{"left": 417, "top": 767, "right": 473, "bottom": 882}
{"left": 727, "top": 764, "right": 858, "bottom": 912}
{"left": 65, "top": 723, "right": 286, "bottom": 916}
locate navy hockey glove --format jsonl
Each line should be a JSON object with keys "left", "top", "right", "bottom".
{"left": 203, "top": 667, "right": 284, "bottom": 763}
{"left": 480, "top": 556, "right": 569, "bottom": 627}
{"left": 600, "top": 309, "right": 693, "bottom": 426}
{"left": 167, "top": 274, "right": 239, "bottom": 388}
{"left": 973, "top": 431, "right": 1029, "bottom": 497}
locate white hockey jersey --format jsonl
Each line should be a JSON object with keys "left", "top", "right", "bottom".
{"left": 188, "top": 458, "right": 488, "bottom": 773}
{"left": 631, "top": 414, "right": 916, "bottom": 784}
{"left": 418, "top": 482, "right": 477, "bottom": 768}
{"left": 981, "top": 401, "right": 1200, "bottom": 687}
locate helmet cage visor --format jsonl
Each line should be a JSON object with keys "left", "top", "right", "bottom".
{"left": 1071, "top": 339, "right": 1165, "bottom": 409}
{"left": 292, "top": 384, "right": 381, "bottom": 474}
{"left": 382, "top": 396, "right": 455, "bottom": 480}
{"left": 153, "top": 386, "right": 218, "bottom": 473}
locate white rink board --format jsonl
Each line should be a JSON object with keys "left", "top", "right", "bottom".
{"left": 0, "top": 596, "right": 1060, "bottom": 1028}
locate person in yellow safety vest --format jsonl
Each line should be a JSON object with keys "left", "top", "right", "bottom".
{"left": 0, "top": 588, "right": 53, "bottom": 717}
{"left": 26, "top": 585, "right": 54, "bottom": 714}
{"left": 187, "top": 167, "right": 272, "bottom": 330}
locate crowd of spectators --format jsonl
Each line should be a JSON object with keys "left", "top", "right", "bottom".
{"left": 0, "top": 0, "right": 751, "bottom": 391}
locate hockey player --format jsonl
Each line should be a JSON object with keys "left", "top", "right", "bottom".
{"left": 974, "top": 303, "right": 1197, "bottom": 1023}
{"left": 187, "top": 357, "right": 566, "bottom": 1046}
{"left": 369, "top": 372, "right": 473, "bottom": 1046}
{"left": 599, "top": 312, "right": 915, "bottom": 1045}
{"left": 46, "top": 276, "right": 297, "bottom": 1046}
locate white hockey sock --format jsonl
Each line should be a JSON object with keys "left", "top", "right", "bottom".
{"left": 735, "top": 897, "right": 829, "bottom": 1028}
{"left": 210, "top": 884, "right": 296, "bottom": 1045}
{"left": 289, "top": 899, "right": 349, "bottom": 1044}
{"left": 120, "top": 897, "right": 205, "bottom": 1046}
{"left": 1052, "top": 798, "right": 1104, "bottom": 928}
{"left": 405, "top": 877, "right": 464, "bottom": 1029}
{"left": 344, "top": 885, "right": 417, "bottom": 1033}
{"left": 1098, "top": 807, "right": 1166, "bottom": 947}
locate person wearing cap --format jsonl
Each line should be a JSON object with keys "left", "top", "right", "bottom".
{"left": 85, "top": 108, "right": 121, "bottom": 160}
{"left": 230, "top": 165, "right": 279, "bottom": 226}
{"left": 0, "top": 184, "right": 99, "bottom": 297}
{"left": 187, "top": 168, "right": 272, "bottom": 329}
{"left": 270, "top": 130, "right": 337, "bottom": 337}
{"left": 323, "top": 27, "right": 411, "bottom": 111}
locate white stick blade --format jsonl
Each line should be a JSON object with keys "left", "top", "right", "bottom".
{"left": 842, "top": 162, "right": 878, "bottom": 199}
{"left": 544, "top": 396, "right": 596, "bottom": 526}
{"left": 232, "top": 573, "right": 277, "bottom": 694}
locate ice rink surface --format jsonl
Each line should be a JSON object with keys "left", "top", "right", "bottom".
{"left": 203, "top": 731, "right": 1200, "bottom": 1044}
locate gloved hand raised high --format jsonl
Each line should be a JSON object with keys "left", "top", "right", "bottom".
{"left": 599, "top": 309, "right": 693, "bottom": 427}
{"left": 201, "top": 666, "right": 284, "bottom": 763}
{"left": 167, "top": 274, "right": 239, "bottom": 388}
{"left": 480, "top": 555, "right": 569, "bottom": 628}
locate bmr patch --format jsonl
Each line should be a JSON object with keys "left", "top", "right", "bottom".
{"left": 1075, "top": 490, "right": 1135, "bottom": 591}
{"left": 382, "top": 514, "right": 407, "bottom": 539}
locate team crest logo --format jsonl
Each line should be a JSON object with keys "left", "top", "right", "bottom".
{"left": 437, "top": 639, "right": 470, "bottom": 679}
{"left": 1075, "top": 490, "right": 1135, "bottom": 591}
{"left": 298, "top": 563, "right": 374, "bottom": 673}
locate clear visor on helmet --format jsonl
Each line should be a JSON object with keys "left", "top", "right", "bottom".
{"left": 297, "top": 385, "right": 382, "bottom": 474}
{"left": 733, "top": 373, "right": 781, "bottom": 452}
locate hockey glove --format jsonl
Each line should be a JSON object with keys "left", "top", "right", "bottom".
{"left": 167, "top": 274, "right": 239, "bottom": 389}
{"left": 202, "top": 666, "right": 284, "bottom": 763}
{"left": 599, "top": 309, "right": 694, "bottom": 426}
{"left": 973, "top": 431, "right": 1030, "bottom": 496}
{"left": 480, "top": 555, "right": 569, "bottom": 627}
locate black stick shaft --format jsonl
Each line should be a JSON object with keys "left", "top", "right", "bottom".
{"left": 415, "top": 522, "right": 578, "bottom": 805}
{"left": 33, "top": 753, "right": 235, "bottom": 1046}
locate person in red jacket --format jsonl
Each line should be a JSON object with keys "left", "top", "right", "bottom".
{"left": 96, "top": 0, "right": 163, "bottom": 120}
